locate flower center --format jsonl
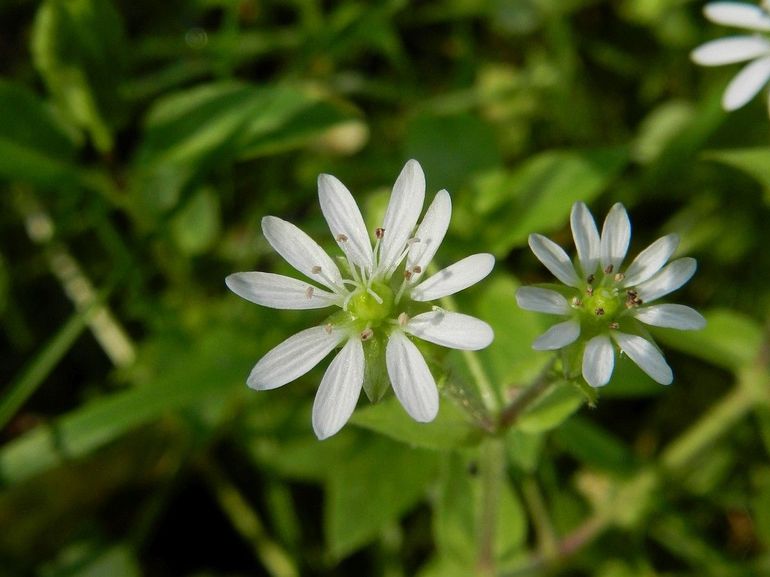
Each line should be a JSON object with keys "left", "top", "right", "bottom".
{"left": 583, "top": 287, "right": 621, "bottom": 321}
{"left": 348, "top": 281, "right": 394, "bottom": 322}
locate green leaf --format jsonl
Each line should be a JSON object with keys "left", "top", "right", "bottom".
{"left": 472, "top": 148, "right": 627, "bottom": 255}
{"left": 0, "top": 80, "right": 85, "bottom": 187}
{"left": 553, "top": 416, "right": 637, "bottom": 474}
{"left": 505, "top": 429, "right": 544, "bottom": 473}
{"left": 0, "top": 326, "right": 251, "bottom": 485}
{"left": 350, "top": 396, "right": 482, "bottom": 450}
{"left": 517, "top": 381, "right": 584, "bottom": 433}
{"left": 325, "top": 435, "right": 439, "bottom": 559}
{"left": 43, "top": 545, "right": 141, "bottom": 577}
{"left": 170, "top": 186, "right": 221, "bottom": 255}
{"left": 32, "top": 0, "right": 127, "bottom": 152}
{"left": 405, "top": 113, "right": 502, "bottom": 191}
{"left": 132, "top": 82, "right": 352, "bottom": 218}
{"left": 652, "top": 309, "right": 762, "bottom": 371}
{"left": 702, "top": 147, "right": 770, "bottom": 203}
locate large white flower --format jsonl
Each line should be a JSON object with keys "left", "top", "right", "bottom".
{"left": 691, "top": 1, "right": 770, "bottom": 111}
{"left": 227, "top": 160, "right": 495, "bottom": 439}
{"left": 516, "top": 202, "right": 705, "bottom": 388}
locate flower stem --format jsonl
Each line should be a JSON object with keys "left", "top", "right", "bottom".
{"left": 497, "top": 359, "right": 557, "bottom": 432}
{"left": 476, "top": 437, "right": 505, "bottom": 576}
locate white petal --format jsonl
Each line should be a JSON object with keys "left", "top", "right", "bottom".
{"left": 532, "top": 319, "right": 580, "bottom": 351}
{"left": 378, "top": 160, "right": 426, "bottom": 274}
{"left": 225, "top": 272, "right": 339, "bottom": 309}
{"left": 407, "top": 190, "right": 451, "bottom": 281}
{"left": 723, "top": 55, "right": 770, "bottom": 110}
{"left": 631, "top": 304, "right": 707, "bottom": 330}
{"left": 622, "top": 233, "right": 679, "bottom": 287}
{"left": 312, "top": 338, "right": 364, "bottom": 440}
{"left": 386, "top": 331, "right": 439, "bottom": 422}
{"left": 704, "top": 3, "right": 770, "bottom": 31}
{"left": 262, "top": 216, "right": 343, "bottom": 290}
{"left": 571, "top": 202, "right": 601, "bottom": 278}
{"left": 528, "top": 234, "right": 581, "bottom": 288}
{"left": 411, "top": 253, "right": 495, "bottom": 302}
{"left": 600, "top": 203, "right": 631, "bottom": 271}
{"left": 582, "top": 334, "right": 615, "bottom": 387}
{"left": 247, "top": 326, "right": 345, "bottom": 390}
{"left": 515, "top": 286, "right": 571, "bottom": 315}
{"left": 691, "top": 36, "right": 770, "bottom": 66}
{"left": 611, "top": 332, "right": 673, "bottom": 385}
{"left": 635, "top": 258, "right": 697, "bottom": 303}
{"left": 405, "top": 310, "right": 494, "bottom": 351}
{"left": 318, "top": 173, "right": 374, "bottom": 270}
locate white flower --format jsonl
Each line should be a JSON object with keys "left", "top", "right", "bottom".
{"left": 691, "top": 1, "right": 770, "bottom": 111}
{"left": 516, "top": 202, "right": 705, "bottom": 388}
{"left": 227, "top": 160, "right": 495, "bottom": 439}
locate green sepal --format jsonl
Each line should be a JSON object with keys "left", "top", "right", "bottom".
{"left": 363, "top": 333, "right": 390, "bottom": 403}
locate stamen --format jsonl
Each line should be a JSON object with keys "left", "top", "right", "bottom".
{"left": 614, "top": 272, "right": 625, "bottom": 282}
{"left": 587, "top": 274, "right": 595, "bottom": 284}
{"left": 324, "top": 323, "right": 333, "bottom": 334}
{"left": 311, "top": 264, "right": 347, "bottom": 295}
{"left": 336, "top": 233, "right": 348, "bottom": 242}
{"left": 398, "top": 312, "right": 409, "bottom": 326}
{"left": 604, "top": 264, "right": 614, "bottom": 274}
{"left": 609, "top": 321, "right": 619, "bottom": 330}
{"left": 360, "top": 327, "right": 374, "bottom": 341}
{"left": 404, "top": 270, "right": 413, "bottom": 281}
{"left": 586, "top": 286, "right": 594, "bottom": 296}
{"left": 305, "top": 286, "right": 314, "bottom": 299}
{"left": 382, "top": 237, "right": 419, "bottom": 278}
{"left": 375, "top": 227, "right": 385, "bottom": 239}
{"left": 571, "top": 297, "right": 582, "bottom": 308}
{"left": 412, "top": 265, "right": 422, "bottom": 274}
{"left": 595, "top": 307, "right": 605, "bottom": 316}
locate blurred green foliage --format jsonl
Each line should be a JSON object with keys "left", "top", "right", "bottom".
{"left": 1, "top": 0, "right": 770, "bottom": 576}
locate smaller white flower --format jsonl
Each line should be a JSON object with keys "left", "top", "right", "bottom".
{"left": 691, "top": 1, "right": 770, "bottom": 111}
{"left": 227, "top": 160, "right": 495, "bottom": 439}
{"left": 516, "top": 202, "right": 705, "bottom": 388}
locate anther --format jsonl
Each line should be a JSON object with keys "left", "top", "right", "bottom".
{"left": 614, "top": 272, "right": 625, "bottom": 282}
{"left": 412, "top": 265, "right": 422, "bottom": 274}
{"left": 587, "top": 274, "right": 595, "bottom": 284}
{"left": 595, "top": 307, "right": 605, "bottom": 316}
{"left": 609, "top": 321, "right": 619, "bottom": 330}
{"left": 375, "top": 227, "right": 385, "bottom": 239}
{"left": 324, "top": 323, "right": 333, "bottom": 334}
{"left": 404, "top": 270, "right": 413, "bottom": 281}
{"left": 311, "top": 265, "right": 322, "bottom": 274}
{"left": 586, "top": 286, "right": 594, "bottom": 296}
{"left": 305, "top": 286, "right": 314, "bottom": 299}
{"left": 398, "top": 312, "right": 409, "bottom": 326}
{"left": 360, "top": 328, "right": 374, "bottom": 341}
{"left": 336, "top": 233, "right": 348, "bottom": 242}
{"left": 604, "top": 264, "right": 614, "bottom": 274}
{"left": 571, "top": 297, "right": 582, "bottom": 307}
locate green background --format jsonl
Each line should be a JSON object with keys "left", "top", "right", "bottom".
{"left": 1, "top": 1, "right": 770, "bottom": 576}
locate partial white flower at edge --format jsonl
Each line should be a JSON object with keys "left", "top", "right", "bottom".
{"left": 691, "top": 1, "right": 770, "bottom": 111}
{"left": 226, "top": 160, "right": 495, "bottom": 439}
{"left": 516, "top": 202, "right": 705, "bottom": 388}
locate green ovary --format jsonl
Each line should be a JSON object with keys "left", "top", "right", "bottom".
{"left": 583, "top": 287, "right": 621, "bottom": 321}
{"left": 348, "top": 282, "right": 394, "bottom": 322}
